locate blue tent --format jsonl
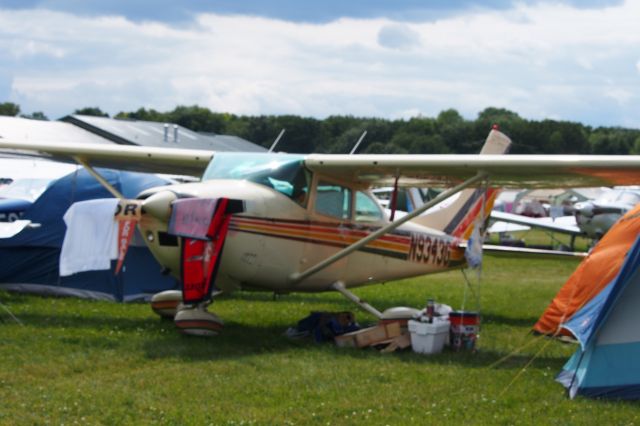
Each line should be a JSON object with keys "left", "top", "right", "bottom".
{"left": 557, "top": 234, "right": 640, "bottom": 399}
{"left": 0, "top": 167, "right": 178, "bottom": 301}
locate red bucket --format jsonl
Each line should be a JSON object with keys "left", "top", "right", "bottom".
{"left": 449, "top": 311, "right": 480, "bottom": 351}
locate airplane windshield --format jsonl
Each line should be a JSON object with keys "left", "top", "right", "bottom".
{"left": 202, "top": 153, "right": 309, "bottom": 201}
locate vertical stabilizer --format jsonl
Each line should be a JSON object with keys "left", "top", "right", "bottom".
{"left": 410, "top": 129, "right": 511, "bottom": 238}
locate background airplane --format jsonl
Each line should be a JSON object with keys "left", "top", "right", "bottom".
{"left": 489, "top": 187, "right": 640, "bottom": 245}
{"left": 0, "top": 158, "right": 77, "bottom": 222}
{"left": 573, "top": 188, "right": 640, "bottom": 239}
{"left": 381, "top": 184, "right": 640, "bottom": 248}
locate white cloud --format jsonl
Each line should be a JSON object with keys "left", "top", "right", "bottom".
{"left": 604, "top": 87, "right": 634, "bottom": 105}
{"left": 1, "top": 2, "right": 640, "bottom": 126}
{"left": 378, "top": 24, "right": 421, "bottom": 50}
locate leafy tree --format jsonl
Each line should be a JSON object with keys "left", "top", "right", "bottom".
{"left": 476, "top": 107, "right": 522, "bottom": 126}
{"left": 322, "top": 115, "right": 363, "bottom": 138}
{"left": 115, "top": 107, "right": 166, "bottom": 122}
{"left": 20, "top": 111, "right": 49, "bottom": 121}
{"left": 404, "top": 116, "right": 437, "bottom": 136}
{"left": 324, "top": 126, "right": 368, "bottom": 154}
{"left": 437, "top": 109, "right": 464, "bottom": 128}
{"left": 167, "top": 105, "right": 226, "bottom": 133}
{"left": 0, "top": 102, "right": 20, "bottom": 116}
{"left": 109, "top": 104, "right": 640, "bottom": 155}
{"left": 589, "top": 129, "right": 637, "bottom": 155}
{"left": 631, "top": 136, "right": 640, "bottom": 155}
{"left": 474, "top": 107, "right": 523, "bottom": 146}
{"left": 268, "top": 115, "right": 325, "bottom": 153}
{"left": 391, "top": 132, "right": 449, "bottom": 154}
{"left": 74, "top": 107, "right": 109, "bottom": 117}
{"left": 364, "top": 141, "right": 407, "bottom": 154}
{"left": 435, "top": 109, "right": 473, "bottom": 152}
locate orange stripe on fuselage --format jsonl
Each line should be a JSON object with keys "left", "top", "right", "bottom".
{"left": 230, "top": 216, "right": 467, "bottom": 268}
{"left": 231, "top": 217, "right": 411, "bottom": 255}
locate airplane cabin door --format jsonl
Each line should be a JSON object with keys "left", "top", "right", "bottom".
{"left": 301, "top": 178, "right": 352, "bottom": 290}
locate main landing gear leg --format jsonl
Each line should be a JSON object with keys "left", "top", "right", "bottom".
{"left": 331, "top": 281, "right": 383, "bottom": 319}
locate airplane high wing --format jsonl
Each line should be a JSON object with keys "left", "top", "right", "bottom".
{"left": 0, "top": 141, "right": 214, "bottom": 176}
{"left": 303, "top": 154, "right": 640, "bottom": 188}
{"left": 3, "top": 136, "right": 640, "bottom": 188}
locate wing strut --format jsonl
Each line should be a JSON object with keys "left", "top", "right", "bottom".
{"left": 73, "top": 156, "right": 124, "bottom": 199}
{"left": 289, "top": 172, "right": 488, "bottom": 284}
{"left": 331, "top": 281, "right": 383, "bottom": 319}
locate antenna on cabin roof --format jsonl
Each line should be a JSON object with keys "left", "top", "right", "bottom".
{"left": 268, "top": 129, "right": 286, "bottom": 153}
{"left": 349, "top": 130, "right": 367, "bottom": 155}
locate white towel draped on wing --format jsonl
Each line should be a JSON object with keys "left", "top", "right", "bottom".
{"left": 59, "top": 199, "right": 119, "bottom": 276}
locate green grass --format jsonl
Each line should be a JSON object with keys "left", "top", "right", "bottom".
{"left": 1, "top": 257, "right": 640, "bottom": 425}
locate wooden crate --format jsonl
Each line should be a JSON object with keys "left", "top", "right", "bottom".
{"left": 335, "top": 321, "right": 402, "bottom": 348}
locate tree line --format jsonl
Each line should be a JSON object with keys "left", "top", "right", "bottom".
{"left": 2, "top": 101, "right": 639, "bottom": 155}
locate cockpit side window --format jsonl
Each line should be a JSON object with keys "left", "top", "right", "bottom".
{"left": 289, "top": 167, "right": 311, "bottom": 207}
{"left": 315, "top": 181, "right": 352, "bottom": 220}
{"left": 355, "top": 191, "right": 384, "bottom": 222}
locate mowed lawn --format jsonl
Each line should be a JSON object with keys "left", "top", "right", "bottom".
{"left": 1, "top": 256, "right": 639, "bottom": 425}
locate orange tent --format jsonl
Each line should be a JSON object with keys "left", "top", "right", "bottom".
{"left": 533, "top": 203, "right": 640, "bottom": 336}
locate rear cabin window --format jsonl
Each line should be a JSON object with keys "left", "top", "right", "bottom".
{"left": 315, "top": 181, "right": 352, "bottom": 220}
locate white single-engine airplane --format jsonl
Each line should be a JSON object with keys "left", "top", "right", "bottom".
{"left": 2, "top": 129, "right": 640, "bottom": 336}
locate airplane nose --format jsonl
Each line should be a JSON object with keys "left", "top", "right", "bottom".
{"left": 574, "top": 202, "right": 594, "bottom": 218}
{"left": 142, "top": 190, "right": 177, "bottom": 221}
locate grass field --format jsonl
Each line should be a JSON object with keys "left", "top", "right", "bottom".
{"left": 2, "top": 256, "right": 640, "bottom": 425}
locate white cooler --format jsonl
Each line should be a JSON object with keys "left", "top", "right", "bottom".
{"left": 408, "top": 319, "right": 450, "bottom": 354}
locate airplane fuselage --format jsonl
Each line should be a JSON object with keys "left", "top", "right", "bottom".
{"left": 137, "top": 177, "right": 465, "bottom": 294}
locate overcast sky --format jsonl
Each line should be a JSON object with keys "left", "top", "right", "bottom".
{"left": 0, "top": 0, "right": 638, "bottom": 127}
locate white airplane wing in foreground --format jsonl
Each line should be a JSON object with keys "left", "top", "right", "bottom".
{"left": 304, "top": 154, "right": 640, "bottom": 188}
{"left": 3, "top": 130, "right": 640, "bottom": 187}
{"left": 0, "top": 140, "right": 214, "bottom": 176}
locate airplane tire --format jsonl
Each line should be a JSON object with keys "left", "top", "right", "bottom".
{"left": 150, "top": 290, "right": 183, "bottom": 319}
{"left": 174, "top": 306, "right": 224, "bottom": 337}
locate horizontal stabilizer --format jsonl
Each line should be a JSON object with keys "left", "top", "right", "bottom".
{"left": 476, "top": 244, "right": 587, "bottom": 260}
